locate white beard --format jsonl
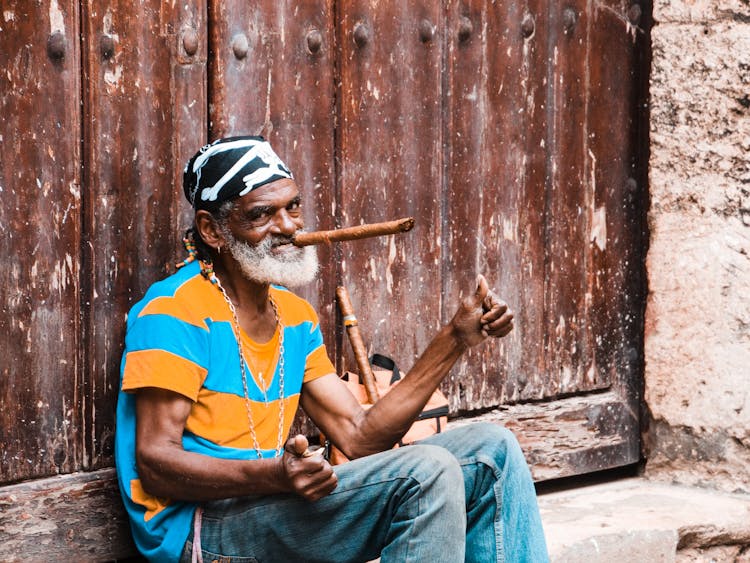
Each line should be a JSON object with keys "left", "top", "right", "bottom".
{"left": 223, "top": 231, "right": 319, "bottom": 288}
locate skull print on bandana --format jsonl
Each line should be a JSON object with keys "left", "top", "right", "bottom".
{"left": 183, "top": 136, "right": 293, "bottom": 212}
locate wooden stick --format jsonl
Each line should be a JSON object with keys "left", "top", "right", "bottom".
{"left": 292, "top": 217, "right": 415, "bottom": 247}
{"left": 336, "top": 286, "right": 381, "bottom": 404}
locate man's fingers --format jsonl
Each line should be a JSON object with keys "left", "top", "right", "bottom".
{"left": 285, "top": 434, "right": 309, "bottom": 457}
{"left": 300, "top": 465, "right": 338, "bottom": 501}
{"left": 452, "top": 274, "right": 515, "bottom": 347}
{"left": 306, "top": 473, "right": 338, "bottom": 501}
{"left": 319, "top": 472, "right": 338, "bottom": 496}
{"left": 498, "top": 323, "right": 514, "bottom": 337}
{"left": 307, "top": 461, "right": 335, "bottom": 483}
{"left": 483, "top": 314, "right": 515, "bottom": 337}
{"left": 482, "top": 310, "right": 514, "bottom": 331}
{"left": 472, "top": 274, "right": 489, "bottom": 308}
{"left": 293, "top": 434, "right": 309, "bottom": 456}
{"left": 481, "top": 294, "right": 508, "bottom": 319}
{"left": 487, "top": 320, "right": 515, "bottom": 338}
{"left": 282, "top": 437, "right": 339, "bottom": 501}
{"left": 480, "top": 291, "right": 509, "bottom": 331}
{"left": 301, "top": 454, "right": 332, "bottom": 476}
{"left": 301, "top": 445, "right": 326, "bottom": 458}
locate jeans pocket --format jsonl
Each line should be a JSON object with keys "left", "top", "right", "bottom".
{"left": 182, "top": 540, "right": 260, "bottom": 563}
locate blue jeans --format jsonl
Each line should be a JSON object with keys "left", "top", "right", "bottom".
{"left": 181, "top": 423, "right": 548, "bottom": 562}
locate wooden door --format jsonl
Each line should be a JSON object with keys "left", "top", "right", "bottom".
{"left": 206, "top": 0, "right": 338, "bottom": 344}
{"left": 0, "top": 0, "right": 83, "bottom": 485}
{"left": 1, "top": 0, "right": 206, "bottom": 558}
{"left": 328, "top": 0, "right": 648, "bottom": 480}
{"left": 0, "top": 0, "right": 649, "bottom": 557}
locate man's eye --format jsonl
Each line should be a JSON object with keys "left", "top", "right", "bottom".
{"left": 247, "top": 211, "right": 270, "bottom": 224}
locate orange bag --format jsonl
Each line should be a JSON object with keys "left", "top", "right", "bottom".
{"left": 326, "top": 353, "right": 449, "bottom": 465}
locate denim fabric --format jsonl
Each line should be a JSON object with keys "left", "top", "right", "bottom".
{"left": 181, "top": 423, "right": 548, "bottom": 563}
{"left": 420, "top": 424, "right": 549, "bottom": 562}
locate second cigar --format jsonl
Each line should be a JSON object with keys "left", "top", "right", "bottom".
{"left": 292, "top": 217, "right": 415, "bottom": 247}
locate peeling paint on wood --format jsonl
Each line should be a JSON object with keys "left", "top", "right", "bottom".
{"left": 337, "top": 2, "right": 444, "bottom": 375}
{"left": 444, "top": 0, "right": 550, "bottom": 410}
{"left": 0, "top": 469, "right": 137, "bottom": 561}
{"left": 0, "top": 0, "right": 82, "bottom": 484}
{"left": 443, "top": 0, "right": 646, "bottom": 418}
{"left": 0, "top": 0, "right": 647, "bottom": 494}
{"left": 80, "top": 0, "right": 206, "bottom": 471}
{"left": 208, "top": 0, "right": 337, "bottom": 347}
{"left": 452, "top": 391, "right": 640, "bottom": 481}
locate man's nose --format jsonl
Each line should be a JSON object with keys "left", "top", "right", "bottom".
{"left": 272, "top": 209, "right": 301, "bottom": 236}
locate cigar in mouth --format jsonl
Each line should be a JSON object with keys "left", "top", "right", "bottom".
{"left": 292, "top": 217, "right": 415, "bottom": 247}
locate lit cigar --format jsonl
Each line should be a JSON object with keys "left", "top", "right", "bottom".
{"left": 292, "top": 217, "right": 415, "bottom": 247}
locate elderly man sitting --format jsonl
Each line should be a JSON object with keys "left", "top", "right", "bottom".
{"left": 115, "top": 136, "right": 549, "bottom": 563}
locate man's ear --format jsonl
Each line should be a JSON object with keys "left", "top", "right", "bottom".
{"left": 194, "top": 210, "right": 225, "bottom": 251}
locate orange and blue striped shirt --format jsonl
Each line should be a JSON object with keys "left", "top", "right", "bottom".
{"left": 115, "top": 260, "right": 335, "bottom": 562}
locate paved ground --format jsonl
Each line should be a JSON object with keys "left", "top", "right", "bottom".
{"left": 538, "top": 478, "right": 750, "bottom": 562}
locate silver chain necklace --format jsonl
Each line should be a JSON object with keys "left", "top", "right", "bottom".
{"left": 214, "top": 276, "right": 286, "bottom": 458}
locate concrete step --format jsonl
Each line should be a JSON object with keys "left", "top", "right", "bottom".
{"left": 538, "top": 478, "right": 750, "bottom": 562}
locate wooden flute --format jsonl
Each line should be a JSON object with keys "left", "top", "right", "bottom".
{"left": 336, "top": 286, "right": 381, "bottom": 404}
{"left": 292, "top": 217, "right": 415, "bottom": 247}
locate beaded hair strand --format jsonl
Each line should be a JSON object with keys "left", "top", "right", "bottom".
{"left": 176, "top": 228, "right": 218, "bottom": 284}
{"left": 175, "top": 229, "right": 199, "bottom": 269}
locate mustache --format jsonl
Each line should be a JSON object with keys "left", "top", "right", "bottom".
{"left": 268, "top": 232, "right": 305, "bottom": 248}
{"left": 270, "top": 235, "right": 294, "bottom": 246}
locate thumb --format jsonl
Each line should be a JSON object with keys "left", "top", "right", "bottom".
{"left": 286, "top": 434, "right": 309, "bottom": 456}
{"left": 471, "top": 274, "right": 489, "bottom": 308}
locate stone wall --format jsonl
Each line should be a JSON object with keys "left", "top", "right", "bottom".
{"left": 645, "top": 0, "right": 750, "bottom": 492}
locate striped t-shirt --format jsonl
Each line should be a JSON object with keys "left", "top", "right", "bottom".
{"left": 114, "top": 260, "right": 335, "bottom": 562}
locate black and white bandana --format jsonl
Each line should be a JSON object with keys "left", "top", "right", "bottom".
{"left": 183, "top": 136, "right": 293, "bottom": 211}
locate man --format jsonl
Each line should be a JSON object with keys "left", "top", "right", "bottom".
{"left": 115, "top": 136, "right": 548, "bottom": 563}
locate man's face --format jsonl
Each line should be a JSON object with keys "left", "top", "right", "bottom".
{"left": 219, "top": 178, "right": 319, "bottom": 287}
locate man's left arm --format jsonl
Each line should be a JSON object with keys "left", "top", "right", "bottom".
{"left": 300, "top": 274, "right": 513, "bottom": 460}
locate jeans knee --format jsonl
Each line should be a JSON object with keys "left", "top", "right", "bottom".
{"left": 400, "top": 444, "right": 464, "bottom": 496}
{"left": 475, "top": 422, "right": 519, "bottom": 447}
{"left": 460, "top": 423, "right": 526, "bottom": 468}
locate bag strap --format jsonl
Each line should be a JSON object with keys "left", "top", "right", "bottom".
{"left": 370, "top": 353, "right": 401, "bottom": 384}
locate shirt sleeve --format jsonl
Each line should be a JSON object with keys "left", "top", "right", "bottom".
{"left": 121, "top": 312, "right": 209, "bottom": 401}
{"left": 304, "top": 343, "right": 336, "bottom": 383}
{"left": 302, "top": 306, "right": 336, "bottom": 383}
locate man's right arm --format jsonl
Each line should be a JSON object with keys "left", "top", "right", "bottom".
{"left": 134, "top": 386, "right": 337, "bottom": 502}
